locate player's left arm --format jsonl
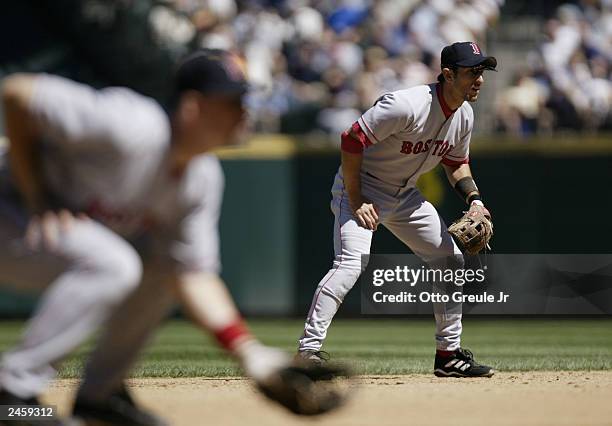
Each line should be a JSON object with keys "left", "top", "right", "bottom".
{"left": 442, "top": 162, "right": 490, "bottom": 219}
{"left": 443, "top": 162, "right": 480, "bottom": 203}
{"left": 440, "top": 106, "right": 489, "bottom": 211}
{"left": 442, "top": 162, "right": 473, "bottom": 188}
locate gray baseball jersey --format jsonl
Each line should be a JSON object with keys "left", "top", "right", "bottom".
{"left": 29, "top": 74, "right": 221, "bottom": 274}
{"left": 354, "top": 83, "right": 473, "bottom": 188}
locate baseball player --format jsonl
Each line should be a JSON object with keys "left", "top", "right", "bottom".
{"left": 297, "top": 42, "right": 497, "bottom": 378}
{"left": 0, "top": 49, "right": 345, "bottom": 426}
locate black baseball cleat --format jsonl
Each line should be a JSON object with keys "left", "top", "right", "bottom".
{"left": 72, "top": 385, "right": 168, "bottom": 426}
{"left": 294, "top": 350, "right": 331, "bottom": 366}
{"left": 434, "top": 348, "right": 495, "bottom": 378}
{"left": 0, "top": 389, "right": 66, "bottom": 426}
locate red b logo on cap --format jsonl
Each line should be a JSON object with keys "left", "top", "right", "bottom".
{"left": 470, "top": 43, "right": 481, "bottom": 55}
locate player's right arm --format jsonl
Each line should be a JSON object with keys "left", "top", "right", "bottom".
{"left": 165, "top": 157, "right": 292, "bottom": 383}
{"left": 341, "top": 92, "right": 414, "bottom": 230}
{"left": 1, "top": 74, "right": 44, "bottom": 212}
{"left": 341, "top": 130, "right": 378, "bottom": 230}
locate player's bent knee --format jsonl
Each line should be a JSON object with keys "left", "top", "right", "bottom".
{"left": 319, "top": 281, "right": 353, "bottom": 303}
{"left": 86, "top": 242, "right": 143, "bottom": 303}
{"left": 64, "top": 221, "right": 144, "bottom": 299}
{"left": 333, "top": 252, "right": 364, "bottom": 271}
{"left": 322, "top": 266, "right": 362, "bottom": 301}
{"left": 110, "top": 248, "right": 143, "bottom": 295}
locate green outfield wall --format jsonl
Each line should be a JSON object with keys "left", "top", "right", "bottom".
{"left": 217, "top": 136, "right": 612, "bottom": 316}
{"left": 2, "top": 135, "right": 612, "bottom": 317}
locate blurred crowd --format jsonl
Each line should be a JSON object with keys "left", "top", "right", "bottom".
{"left": 157, "top": 0, "right": 503, "bottom": 135}
{"left": 495, "top": 0, "right": 612, "bottom": 136}
{"left": 3, "top": 0, "right": 611, "bottom": 138}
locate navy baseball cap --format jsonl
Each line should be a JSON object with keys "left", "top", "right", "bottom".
{"left": 174, "top": 49, "right": 249, "bottom": 97}
{"left": 441, "top": 42, "right": 497, "bottom": 70}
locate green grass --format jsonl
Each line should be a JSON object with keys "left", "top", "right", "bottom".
{"left": 0, "top": 319, "right": 610, "bottom": 378}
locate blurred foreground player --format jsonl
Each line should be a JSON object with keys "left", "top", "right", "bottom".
{"left": 0, "top": 49, "right": 346, "bottom": 425}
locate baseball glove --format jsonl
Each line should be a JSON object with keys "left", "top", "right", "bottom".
{"left": 448, "top": 203, "right": 493, "bottom": 255}
{"left": 257, "top": 363, "right": 351, "bottom": 416}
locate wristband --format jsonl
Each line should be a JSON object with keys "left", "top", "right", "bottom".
{"left": 468, "top": 194, "right": 482, "bottom": 205}
{"left": 454, "top": 177, "right": 480, "bottom": 204}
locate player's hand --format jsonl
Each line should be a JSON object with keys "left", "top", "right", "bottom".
{"left": 353, "top": 202, "right": 379, "bottom": 230}
{"left": 240, "top": 342, "right": 351, "bottom": 416}
{"left": 257, "top": 363, "right": 352, "bottom": 416}
{"left": 470, "top": 200, "right": 491, "bottom": 219}
{"left": 25, "top": 209, "right": 88, "bottom": 251}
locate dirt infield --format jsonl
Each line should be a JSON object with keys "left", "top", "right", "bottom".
{"left": 44, "top": 372, "right": 612, "bottom": 426}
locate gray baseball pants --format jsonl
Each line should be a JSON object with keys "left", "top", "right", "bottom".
{"left": 0, "top": 203, "right": 174, "bottom": 400}
{"left": 299, "top": 174, "right": 464, "bottom": 352}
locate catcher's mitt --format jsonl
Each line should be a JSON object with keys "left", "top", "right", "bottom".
{"left": 448, "top": 203, "right": 493, "bottom": 255}
{"left": 257, "top": 363, "right": 352, "bottom": 416}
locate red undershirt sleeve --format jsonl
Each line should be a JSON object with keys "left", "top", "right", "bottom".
{"left": 340, "top": 122, "right": 373, "bottom": 154}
